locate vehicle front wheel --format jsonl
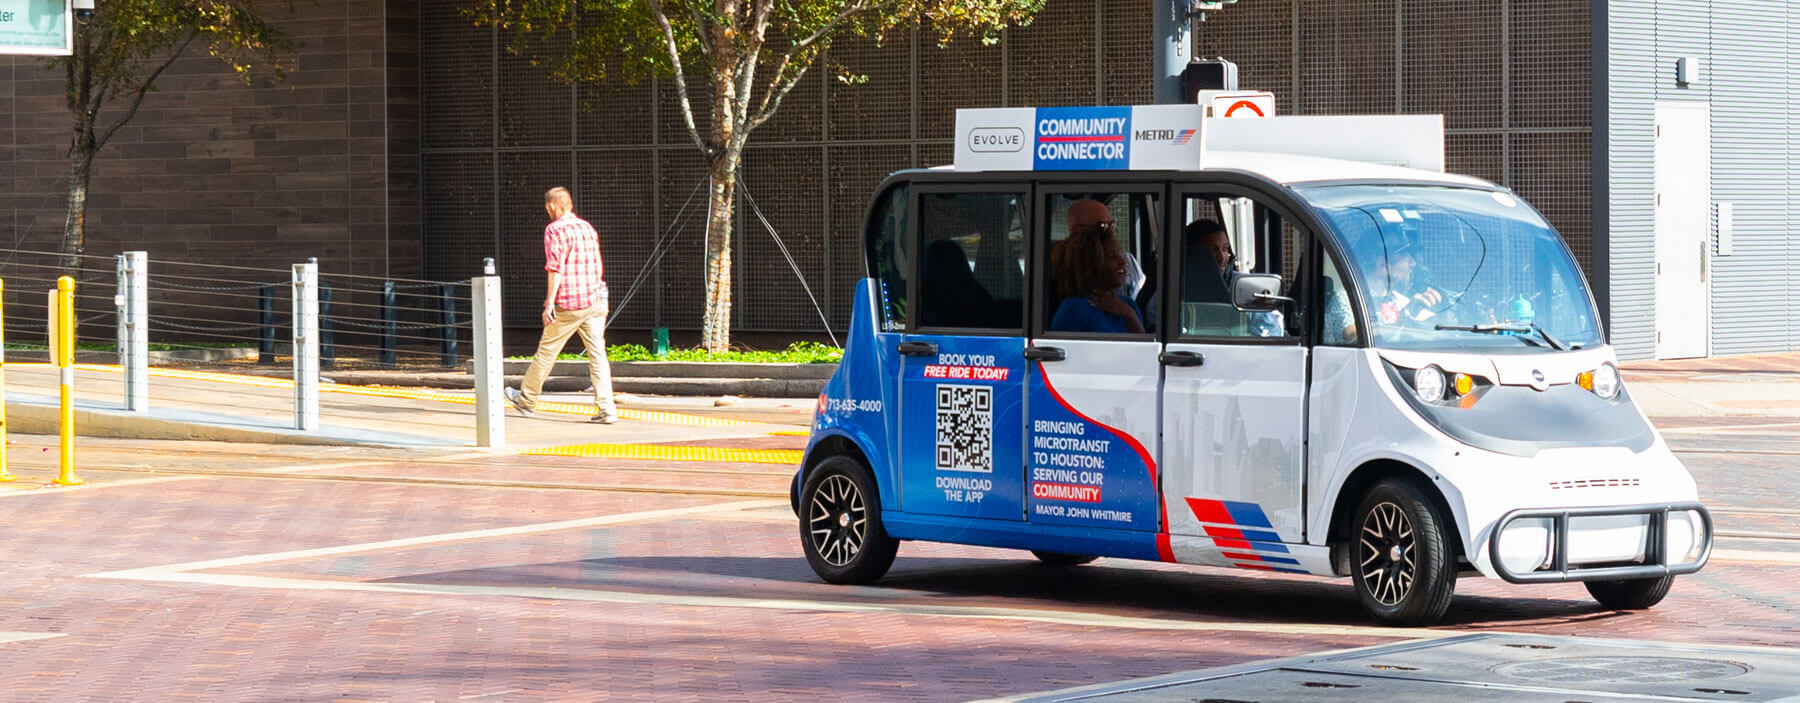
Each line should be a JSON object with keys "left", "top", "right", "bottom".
{"left": 1352, "top": 478, "right": 1458, "bottom": 626}
{"left": 1030, "top": 551, "right": 1098, "bottom": 566}
{"left": 799, "top": 456, "right": 897, "bottom": 584}
{"left": 1585, "top": 575, "right": 1673, "bottom": 610}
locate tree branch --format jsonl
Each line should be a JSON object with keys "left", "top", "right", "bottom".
{"left": 96, "top": 32, "right": 200, "bottom": 151}
{"left": 748, "top": 59, "right": 810, "bottom": 130}
{"left": 792, "top": 0, "right": 869, "bottom": 49}
{"left": 649, "top": 0, "right": 714, "bottom": 158}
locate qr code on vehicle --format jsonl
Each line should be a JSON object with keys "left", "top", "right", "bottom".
{"left": 935, "top": 384, "right": 993, "bottom": 473}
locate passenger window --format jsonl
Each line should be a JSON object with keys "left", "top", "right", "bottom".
{"left": 1320, "top": 253, "right": 1360, "bottom": 346}
{"left": 1173, "top": 194, "right": 1302, "bottom": 339}
{"left": 866, "top": 185, "right": 909, "bottom": 331}
{"left": 1041, "top": 192, "right": 1158, "bottom": 336}
{"left": 917, "top": 191, "right": 1026, "bottom": 332}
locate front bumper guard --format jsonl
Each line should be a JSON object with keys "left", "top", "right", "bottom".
{"left": 1488, "top": 502, "right": 1713, "bottom": 584}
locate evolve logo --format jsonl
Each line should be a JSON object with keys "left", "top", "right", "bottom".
{"left": 1034, "top": 106, "right": 1130, "bottom": 170}
{"left": 968, "top": 127, "right": 1024, "bottom": 152}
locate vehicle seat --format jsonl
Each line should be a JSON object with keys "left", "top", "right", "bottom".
{"left": 921, "top": 239, "right": 998, "bottom": 328}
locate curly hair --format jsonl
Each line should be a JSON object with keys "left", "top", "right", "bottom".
{"left": 1051, "top": 225, "right": 1117, "bottom": 299}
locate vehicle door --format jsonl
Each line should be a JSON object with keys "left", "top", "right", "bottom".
{"left": 1023, "top": 186, "right": 1164, "bottom": 533}
{"left": 896, "top": 184, "right": 1031, "bottom": 521}
{"left": 1160, "top": 183, "right": 1312, "bottom": 566}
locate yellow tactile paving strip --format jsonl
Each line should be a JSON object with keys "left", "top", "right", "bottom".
{"left": 11, "top": 363, "right": 794, "bottom": 431}
{"left": 523, "top": 443, "right": 804, "bottom": 465}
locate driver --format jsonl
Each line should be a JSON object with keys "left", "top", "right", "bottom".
{"left": 1371, "top": 243, "right": 1443, "bottom": 326}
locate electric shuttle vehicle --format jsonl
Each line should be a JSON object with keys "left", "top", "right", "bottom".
{"left": 791, "top": 97, "right": 1712, "bottom": 626}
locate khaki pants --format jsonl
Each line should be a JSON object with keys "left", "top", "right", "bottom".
{"left": 518, "top": 298, "right": 615, "bottom": 416}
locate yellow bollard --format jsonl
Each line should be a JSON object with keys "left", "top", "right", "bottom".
{"left": 0, "top": 277, "right": 10, "bottom": 483}
{"left": 51, "top": 276, "right": 79, "bottom": 486}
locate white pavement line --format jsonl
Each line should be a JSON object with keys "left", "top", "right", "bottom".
{"left": 1711, "top": 548, "right": 1800, "bottom": 566}
{"left": 0, "top": 632, "right": 65, "bottom": 644}
{"left": 86, "top": 499, "right": 786, "bottom": 578}
{"left": 1661, "top": 421, "right": 1800, "bottom": 434}
{"left": 0, "top": 476, "right": 201, "bottom": 498}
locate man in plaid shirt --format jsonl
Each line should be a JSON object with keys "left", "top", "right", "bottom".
{"left": 505, "top": 187, "right": 618, "bottom": 423}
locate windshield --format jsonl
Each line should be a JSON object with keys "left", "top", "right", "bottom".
{"left": 1299, "top": 184, "right": 1603, "bottom": 351}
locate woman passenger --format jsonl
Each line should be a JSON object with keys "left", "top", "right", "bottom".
{"left": 1049, "top": 199, "right": 1145, "bottom": 334}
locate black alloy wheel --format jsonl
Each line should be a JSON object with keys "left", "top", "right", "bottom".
{"left": 799, "top": 456, "right": 897, "bottom": 584}
{"left": 1352, "top": 478, "right": 1457, "bottom": 626}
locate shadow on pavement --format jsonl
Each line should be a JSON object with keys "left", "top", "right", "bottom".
{"left": 376, "top": 554, "right": 1621, "bottom": 628}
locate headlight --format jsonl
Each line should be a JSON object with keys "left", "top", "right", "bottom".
{"left": 1413, "top": 365, "right": 1446, "bottom": 402}
{"left": 1592, "top": 363, "right": 1621, "bottom": 399}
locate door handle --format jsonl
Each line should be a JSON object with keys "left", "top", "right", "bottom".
{"left": 1159, "top": 351, "right": 1205, "bottom": 367}
{"left": 897, "top": 341, "right": 938, "bottom": 357}
{"left": 1022, "top": 346, "right": 1066, "bottom": 362}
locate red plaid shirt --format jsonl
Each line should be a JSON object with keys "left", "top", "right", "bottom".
{"left": 544, "top": 213, "right": 607, "bottom": 310}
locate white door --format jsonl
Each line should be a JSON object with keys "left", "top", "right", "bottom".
{"left": 1653, "top": 101, "right": 1711, "bottom": 360}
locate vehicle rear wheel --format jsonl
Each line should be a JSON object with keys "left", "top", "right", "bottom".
{"left": 1585, "top": 575, "right": 1673, "bottom": 610}
{"left": 799, "top": 456, "right": 897, "bottom": 584}
{"left": 1352, "top": 478, "right": 1457, "bottom": 626}
{"left": 1030, "top": 551, "right": 1098, "bottom": 566}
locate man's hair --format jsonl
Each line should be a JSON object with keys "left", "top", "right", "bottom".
{"left": 1051, "top": 226, "right": 1117, "bottom": 299}
{"left": 1185, "top": 218, "right": 1225, "bottom": 243}
{"left": 544, "top": 187, "right": 573, "bottom": 208}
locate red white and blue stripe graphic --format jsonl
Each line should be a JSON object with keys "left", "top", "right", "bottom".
{"left": 1184, "top": 498, "right": 1306, "bottom": 573}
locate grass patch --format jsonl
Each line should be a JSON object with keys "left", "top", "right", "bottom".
{"left": 509, "top": 341, "right": 842, "bottom": 364}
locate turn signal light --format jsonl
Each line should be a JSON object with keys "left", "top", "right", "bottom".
{"left": 1453, "top": 373, "right": 1473, "bottom": 396}
{"left": 1576, "top": 371, "right": 1595, "bottom": 391}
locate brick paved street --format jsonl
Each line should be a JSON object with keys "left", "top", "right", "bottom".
{"left": 0, "top": 411, "right": 1797, "bottom": 701}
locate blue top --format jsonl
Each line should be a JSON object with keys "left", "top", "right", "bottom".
{"left": 1051, "top": 296, "right": 1143, "bottom": 334}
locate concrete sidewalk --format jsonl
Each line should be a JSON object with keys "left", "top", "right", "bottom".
{"left": 1622, "top": 352, "right": 1800, "bottom": 418}
{"left": 0, "top": 363, "right": 813, "bottom": 451}
{"left": 0, "top": 351, "right": 1791, "bottom": 451}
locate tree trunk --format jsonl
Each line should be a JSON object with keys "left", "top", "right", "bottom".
{"left": 62, "top": 148, "right": 92, "bottom": 274}
{"left": 699, "top": 148, "right": 739, "bottom": 353}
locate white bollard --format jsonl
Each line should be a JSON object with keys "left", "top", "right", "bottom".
{"left": 471, "top": 273, "right": 504, "bottom": 448}
{"left": 115, "top": 251, "right": 149, "bottom": 413}
{"left": 292, "top": 260, "right": 320, "bottom": 431}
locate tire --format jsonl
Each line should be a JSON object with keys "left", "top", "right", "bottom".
{"left": 1585, "top": 575, "right": 1673, "bottom": 610}
{"left": 1351, "top": 478, "right": 1458, "bottom": 626}
{"left": 799, "top": 456, "right": 897, "bottom": 584}
{"left": 1030, "top": 551, "right": 1098, "bottom": 566}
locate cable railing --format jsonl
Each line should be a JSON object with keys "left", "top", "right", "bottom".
{"left": 0, "top": 248, "right": 479, "bottom": 373}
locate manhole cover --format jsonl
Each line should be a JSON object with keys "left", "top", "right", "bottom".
{"left": 1493, "top": 656, "right": 1749, "bottom": 684}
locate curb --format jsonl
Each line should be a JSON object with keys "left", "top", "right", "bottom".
{"left": 4, "top": 396, "right": 453, "bottom": 448}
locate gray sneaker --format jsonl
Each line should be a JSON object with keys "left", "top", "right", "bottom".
{"left": 590, "top": 411, "right": 618, "bottom": 425}
{"left": 504, "top": 387, "right": 534, "bottom": 417}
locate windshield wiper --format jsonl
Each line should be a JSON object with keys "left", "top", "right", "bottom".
{"left": 1434, "top": 322, "right": 1566, "bottom": 351}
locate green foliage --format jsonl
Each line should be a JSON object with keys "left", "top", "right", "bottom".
{"left": 53, "top": 0, "right": 292, "bottom": 150}
{"left": 463, "top": 0, "right": 1046, "bottom": 143}
{"left": 509, "top": 341, "right": 843, "bottom": 364}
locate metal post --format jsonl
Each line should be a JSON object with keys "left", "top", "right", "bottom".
{"left": 292, "top": 261, "right": 320, "bottom": 432}
{"left": 1153, "top": 0, "right": 1193, "bottom": 104}
{"left": 471, "top": 273, "right": 504, "bottom": 448}
{"left": 319, "top": 282, "right": 336, "bottom": 370}
{"left": 380, "top": 280, "right": 397, "bottom": 369}
{"left": 258, "top": 285, "right": 276, "bottom": 364}
{"left": 439, "top": 283, "right": 459, "bottom": 368}
{"left": 115, "top": 251, "right": 149, "bottom": 412}
{"left": 51, "top": 277, "right": 80, "bottom": 486}
{"left": 0, "top": 278, "right": 11, "bottom": 483}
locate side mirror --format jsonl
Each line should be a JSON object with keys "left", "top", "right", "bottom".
{"left": 1233, "top": 273, "right": 1294, "bottom": 311}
